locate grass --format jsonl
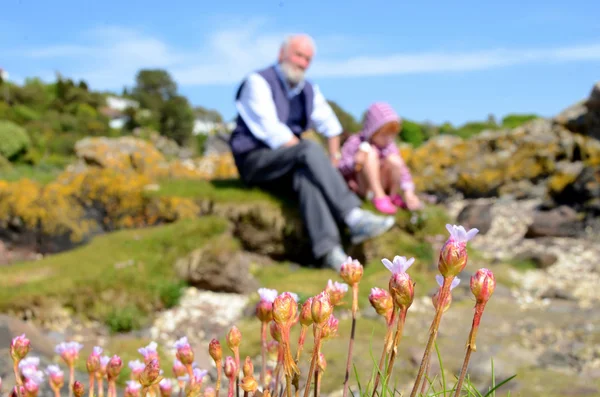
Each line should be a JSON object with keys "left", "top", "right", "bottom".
{"left": 0, "top": 216, "right": 228, "bottom": 329}
{"left": 146, "top": 178, "right": 281, "bottom": 204}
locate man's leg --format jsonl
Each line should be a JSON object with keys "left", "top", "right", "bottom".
{"left": 292, "top": 167, "right": 344, "bottom": 261}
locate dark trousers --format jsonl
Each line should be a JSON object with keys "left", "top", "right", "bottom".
{"left": 234, "top": 140, "right": 362, "bottom": 259}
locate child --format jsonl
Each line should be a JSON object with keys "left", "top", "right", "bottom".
{"left": 337, "top": 102, "right": 422, "bottom": 215}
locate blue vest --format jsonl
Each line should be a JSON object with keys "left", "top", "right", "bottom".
{"left": 229, "top": 65, "right": 314, "bottom": 157}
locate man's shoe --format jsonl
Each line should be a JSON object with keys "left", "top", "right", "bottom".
{"left": 348, "top": 210, "right": 395, "bottom": 244}
{"left": 322, "top": 245, "right": 348, "bottom": 272}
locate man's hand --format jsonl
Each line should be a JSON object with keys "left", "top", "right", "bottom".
{"left": 283, "top": 135, "right": 300, "bottom": 147}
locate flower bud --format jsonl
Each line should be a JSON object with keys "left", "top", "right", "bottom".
{"left": 340, "top": 257, "right": 363, "bottom": 285}
{"left": 174, "top": 337, "right": 194, "bottom": 366}
{"left": 128, "top": 360, "right": 145, "bottom": 381}
{"left": 45, "top": 365, "right": 64, "bottom": 390}
{"left": 432, "top": 275, "right": 460, "bottom": 313}
{"left": 204, "top": 387, "right": 216, "bottom": 397}
{"left": 318, "top": 315, "right": 339, "bottom": 340}
{"left": 106, "top": 355, "right": 123, "bottom": 380}
{"left": 172, "top": 359, "right": 186, "bottom": 378}
{"left": 208, "top": 339, "right": 222, "bottom": 363}
{"left": 10, "top": 334, "right": 31, "bottom": 362}
{"left": 86, "top": 346, "right": 102, "bottom": 374}
{"left": 389, "top": 272, "right": 415, "bottom": 309}
{"left": 368, "top": 287, "right": 393, "bottom": 317}
{"left": 438, "top": 224, "right": 478, "bottom": 278}
{"left": 317, "top": 352, "right": 326, "bottom": 372}
{"left": 159, "top": 378, "right": 172, "bottom": 397}
{"left": 72, "top": 381, "right": 85, "bottom": 397}
{"left": 269, "top": 321, "right": 282, "bottom": 343}
{"left": 325, "top": 280, "right": 348, "bottom": 306}
{"left": 272, "top": 292, "right": 298, "bottom": 326}
{"left": 470, "top": 268, "right": 495, "bottom": 304}
{"left": 139, "top": 358, "right": 161, "bottom": 387}
{"left": 311, "top": 291, "right": 333, "bottom": 325}
{"left": 240, "top": 375, "right": 258, "bottom": 393}
{"left": 224, "top": 357, "right": 237, "bottom": 379}
{"left": 242, "top": 356, "right": 253, "bottom": 377}
{"left": 226, "top": 326, "right": 242, "bottom": 350}
{"left": 299, "top": 297, "right": 314, "bottom": 327}
{"left": 255, "top": 288, "right": 277, "bottom": 323}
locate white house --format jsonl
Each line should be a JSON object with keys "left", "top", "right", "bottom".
{"left": 106, "top": 96, "right": 139, "bottom": 112}
{"left": 0, "top": 68, "right": 8, "bottom": 81}
{"left": 193, "top": 119, "right": 236, "bottom": 135}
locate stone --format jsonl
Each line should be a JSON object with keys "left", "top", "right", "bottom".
{"left": 516, "top": 250, "right": 558, "bottom": 269}
{"left": 456, "top": 202, "right": 493, "bottom": 235}
{"left": 525, "top": 206, "right": 584, "bottom": 238}
{"left": 173, "top": 233, "right": 261, "bottom": 294}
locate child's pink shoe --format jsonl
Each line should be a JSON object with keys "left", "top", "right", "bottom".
{"left": 372, "top": 196, "right": 397, "bottom": 215}
{"left": 390, "top": 194, "right": 407, "bottom": 209}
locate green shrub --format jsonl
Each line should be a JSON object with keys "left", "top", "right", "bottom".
{"left": 0, "top": 121, "right": 32, "bottom": 160}
{"left": 12, "top": 105, "right": 40, "bottom": 123}
{"left": 501, "top": 113, "right": 540, "bottom": 129}
{"left": 46, "top": 133, "right": 79, "bottom": 156}
{"left": 400, "top": 120, "right": 425, "bottom": 147}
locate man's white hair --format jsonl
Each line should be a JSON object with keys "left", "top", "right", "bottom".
{"left": 281, "top": 34, "right": 317, "bottom": 55}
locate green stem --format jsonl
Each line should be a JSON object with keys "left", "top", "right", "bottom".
{"left": 13, "top": 361, "right": 23, "bottom": 397}
{"left": 454, "top": 302, "right": 486, "bottom": 396}
{"left": 409, "top": 276, "right": 453, "bottom": 397}
{"left": 215, "top": 359, "right": 222, "bottom": 397}
{"left": 384, "top": 306, "right": 408, "bottom": 382}
{"left": 371, "top": 309, "right": 397, "bottom": 397}
{"left": 302, "top": 326, "right": 323, "bottom": 397}
{"left": 342, "top": 284, "right": 359, "bottom": 397}
{"left": 261, "top": 322, "right": 268, "bottom": 389}
{"left": 89, "top": 374, "right": 96, "bottom": 397}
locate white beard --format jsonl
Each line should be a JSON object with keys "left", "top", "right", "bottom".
{"left": 280, "top": 62, "right": 305, "bottom": 86}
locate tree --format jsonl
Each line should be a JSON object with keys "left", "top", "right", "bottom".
{"left": 160, "top": 95, "right": 195, "bottom": 145}
{"left": 132, "top": 69, "right": 177, "bottom": 113}
{"left": 194, "top": 105, "right": 223, "bottom": 123}
{"left": 327, "top": 100, "right": 361, "bottom": 133}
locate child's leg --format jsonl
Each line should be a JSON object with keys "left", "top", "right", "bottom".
{"left": 357, "top": 146, "right": 386, "bottom": 199}
{"left": 382, "top": 155, "right": 408, "bottom": 208}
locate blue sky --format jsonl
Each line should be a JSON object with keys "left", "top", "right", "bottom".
{"left": 1, "top": 0, "right": 599, "bottom": 125}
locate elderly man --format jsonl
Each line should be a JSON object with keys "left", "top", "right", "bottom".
{"left": 228, "top": 33, "right": 394, "bottom": 270}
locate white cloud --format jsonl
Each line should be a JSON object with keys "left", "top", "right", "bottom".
{"left": 11, "top": 22, "right": 600, "bottom": 91}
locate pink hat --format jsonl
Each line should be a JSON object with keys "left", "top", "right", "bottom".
{"left": 360, "top": 102, "right": 402, "bottom": 140}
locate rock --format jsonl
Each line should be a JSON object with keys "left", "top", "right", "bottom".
{"left": 456, "top": 202, "right": 493, "bottom": 234}
{"left": 525, "top": 206, "right": 583, "bottom": 238}
{"left": 174, "top": 233, "right": 261, "bottom": 294}
{"left": 203, "top": 132, "right": 232, "bottom": 156}
{"left": 515, "top": 250, "right": 558, "bottom": 269}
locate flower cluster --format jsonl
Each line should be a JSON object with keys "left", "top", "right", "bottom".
{"left": 3, "top": 223, "right": 497, "bottom": 397}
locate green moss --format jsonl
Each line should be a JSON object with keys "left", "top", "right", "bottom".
{"left": 0, "top": 216, "right": 228, "bottom": 327}
{"left": 147, "top": 178, "right": 281, "bottom": 204}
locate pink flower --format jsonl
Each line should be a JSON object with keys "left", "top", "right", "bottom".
{"left": 99, "top": 355, "right": 110, "bottom": 376}
{"left": 86, "top": 346, "right": 103, "bottom": 374}
{"left": 381, "top": 256, "right": 415, "bottom": 274}
{"left": 128, "top": 360, "right": 146, "bottom": 380}
{"left": 340, "top": 256, "right": 363, "bottom": 285}
{"left": 139, "top": 358, "right": 161, "bottom": 387}
{"left": 438, "top": 224, "right": 478, "bottom": 278}
{"left": 23, "top": 377, "right": 40, "bottom": 397}
{"left": 106, "top": 355, "right": 123, "bottom": 381}
{"left": 10, "top": 334, "right": 31, "bottom": 362}
{"left": 311, "top": 291, "right": 333, "bottom": 325}
{"left": 299, "top": 297, "right": 314, "bottom": 326}
{"left": 389, "top": 272, "right": 415, "bottom": 309}
{"left": 470, "top": 268, "right": 496, "bottom": 304}
{"left": 172, "top": 359, "right": 187, "bottom": 378}
{"left": 272, "top": 292, "right": 298, "bottom": 326}
{"left": 138, "top": 341, "right": 159, "bottom": 365}
{"left": 124, "top": 380, "right": 141, "bottom": 397}
{"left": 319, "top": 315, "right": 339, "bottom": 340}
{"left": 45, "top": 365, "right": 64, "bottom": 389}
{"left": 369, "top": 287, "right": 393, "bottom": 318}
{"left": 224, "top": 357, "right": 237, "bottom": 379}
{"left": 174, "top": 337, "right": 194, "bottom": 365}
{"left": 55, "top": 341, "right": 84, "bottom": 367}
{"left": 325, "top": 279, "right": 348, "bottom": 306}
{"left": 159, "top": 378, "right": 172, "bottom": 397}
{"left": 256, "top": 288, "right": 277, "bottom": 323}
{"left": 177, "top": 368, "right": 207, "bottom": 384}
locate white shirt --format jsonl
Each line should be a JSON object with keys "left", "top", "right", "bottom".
{"left": 235, "top": 64, "right": 343, "bottom": 149}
